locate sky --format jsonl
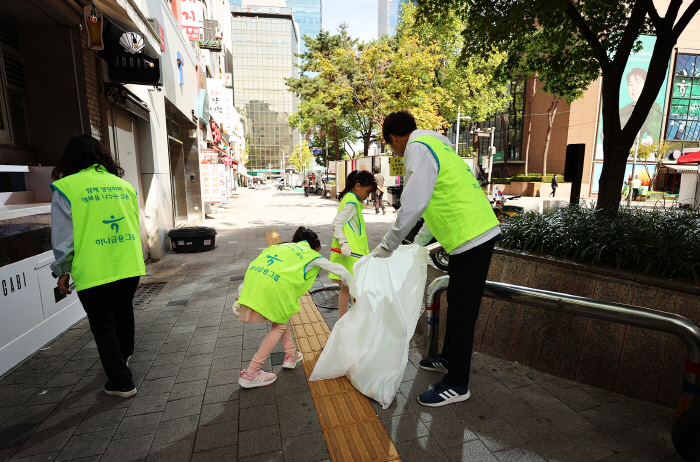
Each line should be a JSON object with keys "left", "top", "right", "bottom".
{"left": 322, "top": 0, "right": 400, "bottom": 43}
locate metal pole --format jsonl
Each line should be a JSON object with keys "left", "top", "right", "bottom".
{"left": 456, "top": 106, "right": 461, "bottom": 156}
{"left": 422, "top": 274, "right": 700, "bottom": 414}
{"left": 627, "top": 131, "right": 640, "bottom": 207}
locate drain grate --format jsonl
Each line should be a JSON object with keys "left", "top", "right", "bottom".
{"left": 133, "top": 282, "right": 166, "bottom": 305}
{"left": 310, "top": 287, "right": 351, "bottom": 311}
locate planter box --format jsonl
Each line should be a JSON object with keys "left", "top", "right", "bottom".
{"left": 419, "top": 248, "right": 700, "bottom": 408}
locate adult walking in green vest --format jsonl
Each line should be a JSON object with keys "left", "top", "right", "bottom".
{"left": 374, "top": 111, "right": 501, "bottom": 407}
{"left": 50, "top": 135, "right": 145, "bottom": 399}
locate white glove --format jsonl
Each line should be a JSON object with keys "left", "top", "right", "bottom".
{"left": 340, "top": 243, "right": 352, "bottom": 257}
{"left": 372, "top": 244, "right": 393, "bottom": 258}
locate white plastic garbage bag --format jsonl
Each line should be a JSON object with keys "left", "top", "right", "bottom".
{"left": 309, "top": 244, "right": 429, "bottom": 408}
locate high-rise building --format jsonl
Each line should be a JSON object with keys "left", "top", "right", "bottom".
{"left": 378, "top": 0, "right": 392, "bottom": 38}
{"left": 230, "top": 3, "right": 299, "bottom": 173}
{"left": 229, "top": 0, "right": 320, "bottom": 53}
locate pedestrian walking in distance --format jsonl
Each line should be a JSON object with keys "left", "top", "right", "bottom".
{"left": 303, "top": 176, "right": 309, "bottom": 197}
{"left": 50, "top": 135, "right": 145, "bottom": 399}
{"left": 329, "top": 170, "right": 377, "bottom": 318}
{"left": 376, "top": 111, "right": 501, "bottom": 407}
{"left": 373, "top": 166, "right": 386, "bottom": 215}
{"left": 235, "top": 227, "right": 350, "bottom": 387}
{"left": 550, "top": 175, "right": 558, "bottom": 197}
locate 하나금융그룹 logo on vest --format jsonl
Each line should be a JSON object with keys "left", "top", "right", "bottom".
{"left": 102, "top": 215, "right": 125, "bottom": 233}
{"left": 266, "top": 255, "right": 283, "bottom": 266}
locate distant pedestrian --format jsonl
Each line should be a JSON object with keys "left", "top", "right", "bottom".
{"left": 550, "top": 175, "right": 558, "bottom": 197}
{"left": 303, "top": 177, "right": 309, "bottom": 197}
{"left": 235, "top": 227, "right": 350, "bottom": 388}
{"left": 50, "top": 135, "right": 145, "bottom": 399}
{"left": 373, "top": 166, "right": 386, "bottom": 215}
{"left": 632, "top": 175, "right": 641, "bottom": 200}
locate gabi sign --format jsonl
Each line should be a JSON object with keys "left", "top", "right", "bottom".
{"left": 98, "top": 17, "right": 161, "bottom": 85}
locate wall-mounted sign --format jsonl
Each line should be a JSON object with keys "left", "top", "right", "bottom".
{"left": 147, "top": 17, "right": 165, "bottom": 52}
{"left": 222, "top": 73, "right": 232, "bottom": 87}
{"left": 200, "top": 148, "right": 220, "bottom": 203}
{"left": 207, "top": 78, "right": 234, "bottom": 135}
{"left": 98, "top": 17, "right": 161, "bottom": 86}
{"left": 181, "top": 0, "right": 201, "bottom": 40}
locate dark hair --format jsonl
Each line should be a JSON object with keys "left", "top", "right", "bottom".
{"left": 382, "top": 111, "right": 417, "bottom": 144}
{"left": 292, "top": 227, "right": 321, "bottom": 251}
{"left": 338, "top": 170, "right": 376, "bottom": 201}
{"left": 372, "top": 166, "right": 380, "bottom": 174}
{"left": 52, "top": 134, "right": 124, "bottom": 180}
{"left": 627, "top": 68, "right": 647, "bottom": 83}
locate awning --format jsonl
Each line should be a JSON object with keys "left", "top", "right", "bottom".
{"left": 198, "top": 90, "right": 210, "bottom": 127}
{"left": 105, "top": 83, "right": 150, "bottom": 121}
{"left": 93, "top": 0, "right": 161, "bottom": 54}
{"left": 665, "top": 164, "right": 700, "bottom": 173}
{"left": 677, "top": 150, "right": 700, "bottom": 164}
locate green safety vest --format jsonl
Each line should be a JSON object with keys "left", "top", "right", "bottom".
{"left": 51, "top": 165, "right": 145, "bottom": 291}
{"left": 409, "top": 134, "right": 499, "bottom": 253}
{"left": 237, "top": 241, "right": 321, "bottom": 323}
{"left": 329, "top": 192, "right": 369, "bottom": 279}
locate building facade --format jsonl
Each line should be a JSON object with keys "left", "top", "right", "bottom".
{"left": 378, "top": 0, "right": 392, "bottom": 38}
{"left": 230, "top": 4, "right": 299, "bottom": 175}
{"left": 285, "top": 0, "right": 321, "bottom": 53}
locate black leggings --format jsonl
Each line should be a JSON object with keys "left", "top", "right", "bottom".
{"left": 441, "top": 239, "right": 496, "bottom": 388}
{"left": 77, "top": 276, "right": 140, "bottom": 388}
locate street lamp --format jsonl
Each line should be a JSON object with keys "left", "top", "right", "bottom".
{"left": 455, "top": 106, "right": 471, "bottom": 156}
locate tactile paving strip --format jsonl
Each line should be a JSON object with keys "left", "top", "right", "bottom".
{"left": 265, "top": 229, "right": 401, "bottom": 462}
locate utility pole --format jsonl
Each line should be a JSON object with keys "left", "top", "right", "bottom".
{"left": 627, "top": 131, "right": 640, "bottom": 207}
{"left": 455, "top": 106, "right": 471, "bottom": 156}
{"left": 488, "top": 128, "right": 495, "bottom": 198}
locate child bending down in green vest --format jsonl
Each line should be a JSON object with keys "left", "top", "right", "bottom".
{"left": 329, "top": 170, "right": 377, "bottom": 317}
{"left": 235, "top": 227, "right": 352, "bottom": 388}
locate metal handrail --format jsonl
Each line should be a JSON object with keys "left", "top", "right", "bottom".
{"left": 423, "top": 274, "right": 700, "bottom": 413}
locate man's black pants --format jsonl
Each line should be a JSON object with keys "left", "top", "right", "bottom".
{"left": 77, "top": 276, "right": 140, "bottom": 388}
{"left": 440, "top": 238, "right": 496, "bottom": 388}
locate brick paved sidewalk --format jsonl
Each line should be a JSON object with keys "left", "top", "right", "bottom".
{"left": 0, "top": 186, "right": 683, "bottom": 461}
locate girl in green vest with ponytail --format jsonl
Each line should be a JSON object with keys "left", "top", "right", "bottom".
{"left": 329, "top": 170, "right": 377, "bottom": 317}
{"left": 236, "top": 227, "right": 351, "bottom": 388}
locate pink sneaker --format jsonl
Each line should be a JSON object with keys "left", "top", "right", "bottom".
{"left": 238, "top": 369, "right": 277, "bottom": 388}
{"left": 282, "top": 352, "right": 303, "bottom": 369}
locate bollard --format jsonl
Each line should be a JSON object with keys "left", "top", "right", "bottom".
{"left": 423, "top": 276, "right": 449, "bottom": 357}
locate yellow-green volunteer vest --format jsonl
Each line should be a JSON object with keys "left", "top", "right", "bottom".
{"left": 410, "top": 134, "right": 499, "bottom": 253}
{"left": 51, "top": 165, "right": 145, "bottom": 291}
{"left": 329, "top": 192, "right": 369, "bottom": 279}
{"left": 237, "top": 241, "right": 321, "bottom": 324}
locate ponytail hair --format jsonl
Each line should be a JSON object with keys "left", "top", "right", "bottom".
{"left": 292, "top": 226, "right": 321, "bottom": 251}
{"left": 338, "top": 170, "right": 377, "bottom": 201}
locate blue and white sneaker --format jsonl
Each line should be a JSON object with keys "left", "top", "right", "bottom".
{"left": 419, "top": 354, "right": 448, "bottom": 373}
{"left": 417, "top": 381, "right": 470, "bottom": 407}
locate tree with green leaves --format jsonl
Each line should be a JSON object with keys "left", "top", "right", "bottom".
{"left": 416, "top": 0, "right": 700, "bottom": 212}
{"left": 288, "top": 143, "right": 313, "bottom": 172}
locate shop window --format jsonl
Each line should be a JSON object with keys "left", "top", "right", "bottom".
{"left": 0, "top": 16, "right": 30, "bottom": 146}
{"left": 666, "top": 53, "right": 700, "bottom": 155}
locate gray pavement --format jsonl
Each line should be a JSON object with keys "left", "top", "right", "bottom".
{"left": 0, "top": 185, "right": 683, "bottom": 461}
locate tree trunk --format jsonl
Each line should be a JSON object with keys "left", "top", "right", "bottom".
{"left": 473, "top": 122, "right": 480, "bottom": 159}
{"left": 333, "top": 119, "right": 340, "bottom": 160}
{"left": 363, "top": 119, "right": 373, "bottom": 156}
{"left": 541, "top": 96, "right": 560, "bottom": 178}
{"left": 524, "top": 74, "right": 537, "bottom": 176}
{"left": 500, "top": 114, "right": 508, "bottom": 176}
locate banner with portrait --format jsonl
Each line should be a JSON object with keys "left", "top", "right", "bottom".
{"left": 595, "top": 35, "right": 670, "bottom": 160}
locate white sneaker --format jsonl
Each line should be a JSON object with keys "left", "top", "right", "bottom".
{"left": 282, "top": 352, "right": 303, "bottom": 369}
{"left": 238, "top": 370, "right": 277, "bottom": 388}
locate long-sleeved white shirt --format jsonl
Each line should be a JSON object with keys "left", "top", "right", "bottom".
{"left": 50, "top": 189, "right": 74, "bottom": 276}
{"left": 331, "top": 201, "right": 360, "bottom": 246}
{"left": 381, "top": 130, "right": 500, "bottom": 255}
{"left": 307, "top": 255, "right": 350, "bottom": 284}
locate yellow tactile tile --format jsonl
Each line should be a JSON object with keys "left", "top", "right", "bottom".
{"left": 325, "top": 420, "right": 400, "bottom": 462}
{"left": 309, "top": 376, "right": 357, "bottom": 398}
{"left": 315, "top": 391, "right": 378, "bottom": 430}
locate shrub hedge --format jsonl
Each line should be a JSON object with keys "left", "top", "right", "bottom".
{"left": 492, "top": 173, "right": 565, "bottom": 184}
{"left": 498, "top": 205, "right": 700, "bottom": 283}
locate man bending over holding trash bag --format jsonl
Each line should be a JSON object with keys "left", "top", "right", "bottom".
{"left": 372, "top": 111, "right": 500, "bottom": 407}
